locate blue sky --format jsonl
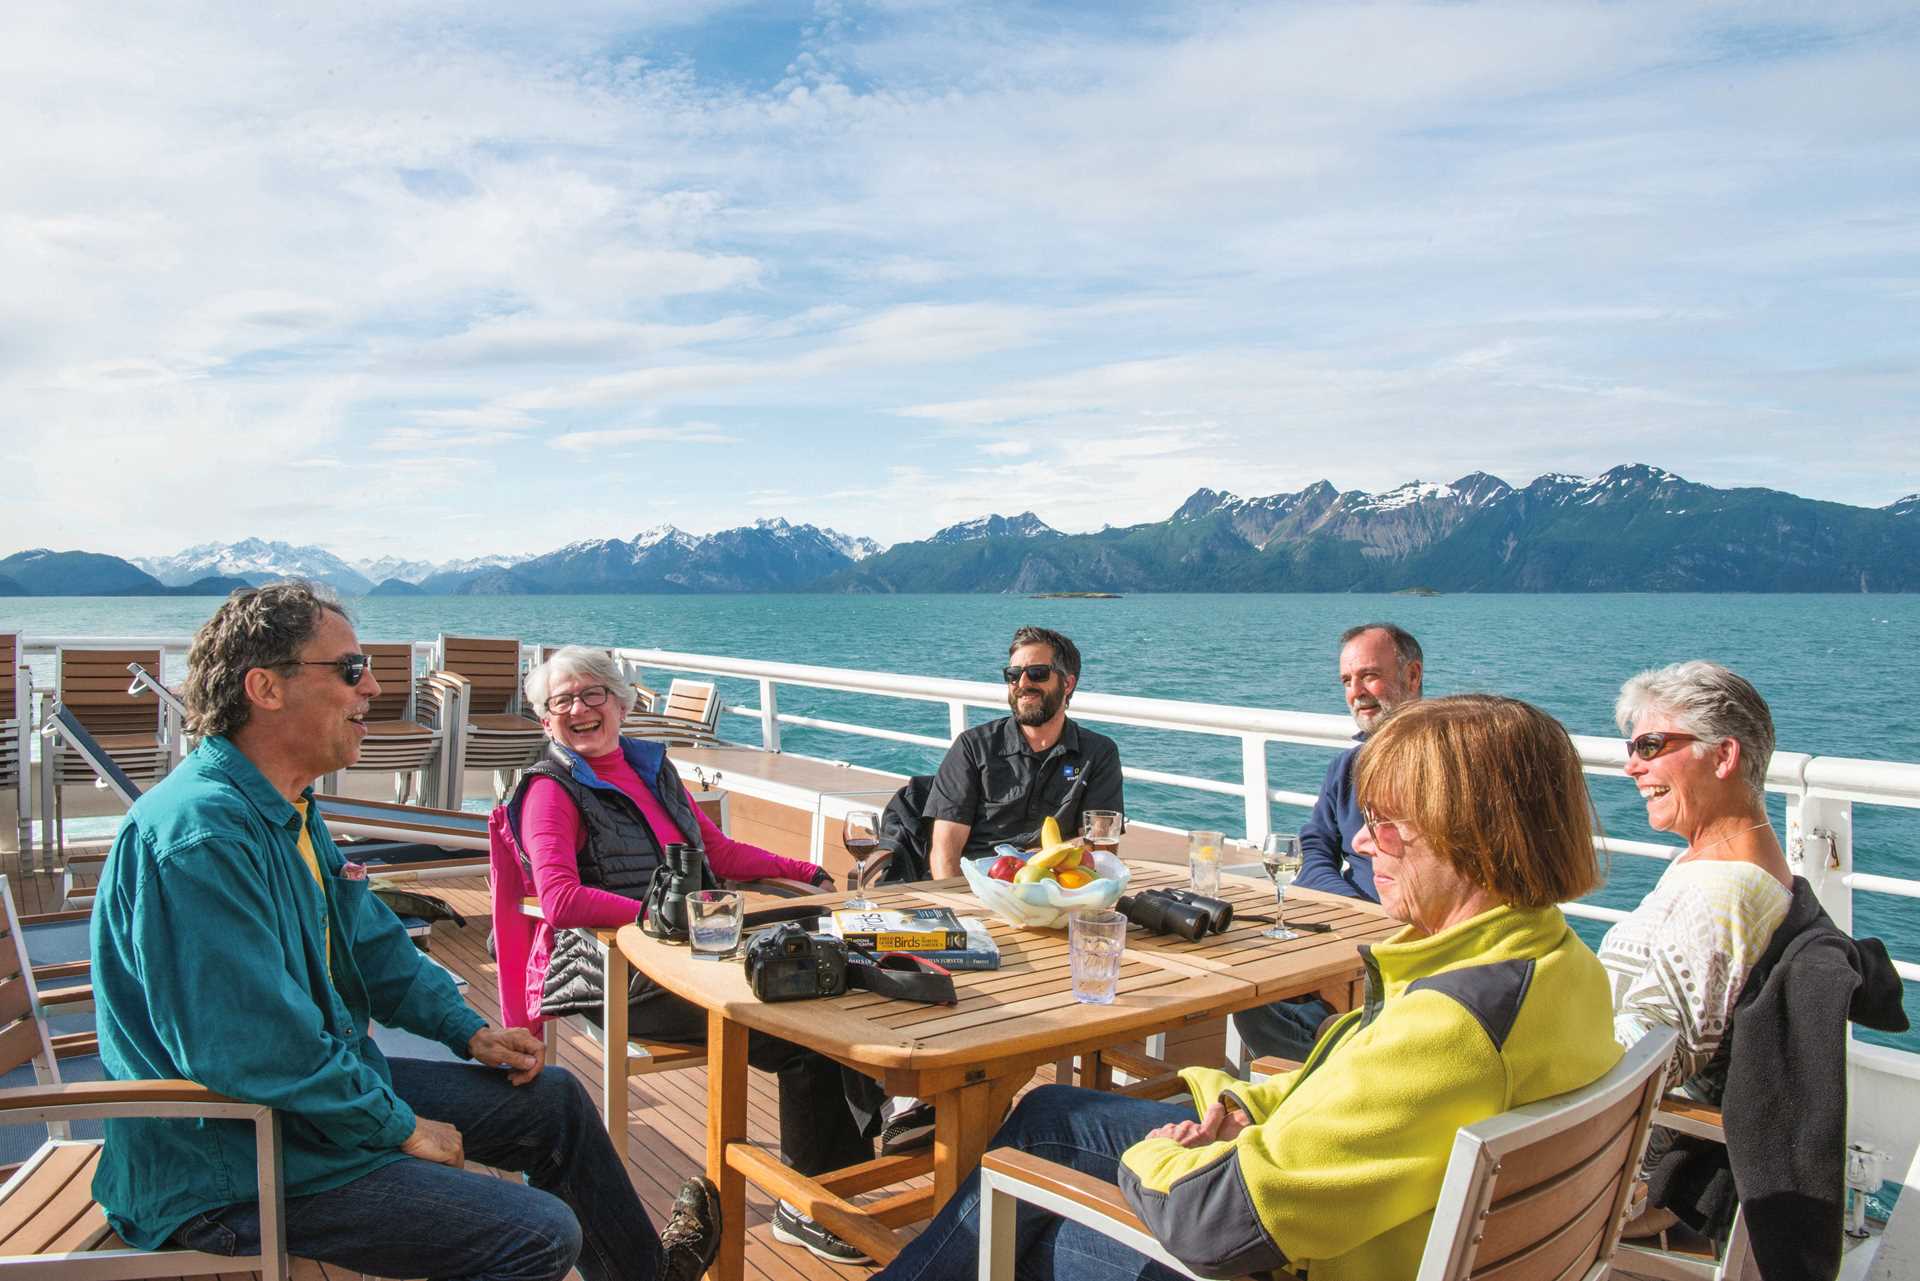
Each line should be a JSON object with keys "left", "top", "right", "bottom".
{"left": 3, "top": 1, "right": 1916, "bottom": 563}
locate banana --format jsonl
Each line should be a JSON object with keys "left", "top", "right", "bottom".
{"left": 1026, "top": 844, "right": 1075, "bottom": 872}
{"left": 1041, "top": 816, "right": 1063, "bottom": 848}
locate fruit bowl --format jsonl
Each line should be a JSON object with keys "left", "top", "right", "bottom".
{"left": 960, "top": 850, "right": 1131, "bottom": 929}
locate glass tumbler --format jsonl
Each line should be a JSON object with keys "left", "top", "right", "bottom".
{"left": 1068, "top": 908, "right": 1128, "bottom": 1005}
{"left": 1187, "top": 829, "right": 1223, "bottom": 898}
{"left": 689, "top": 890, "right": 744, "bottom": 958}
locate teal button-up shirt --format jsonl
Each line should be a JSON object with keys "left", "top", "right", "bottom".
{"left": 89, "top": 735, "right": 487, "bottom": 1248}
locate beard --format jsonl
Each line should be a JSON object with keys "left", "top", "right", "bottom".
{"left": 1009, "top": 682, "right": 1066, "bottom": 727}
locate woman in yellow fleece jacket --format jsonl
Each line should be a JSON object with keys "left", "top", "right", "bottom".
{"left": 875, "top": 695, "right": 1622, "bottom": 1281}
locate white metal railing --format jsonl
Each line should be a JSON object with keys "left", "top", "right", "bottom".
{"left": 17, "top": 635, "right": 1920, "bottom": 1060}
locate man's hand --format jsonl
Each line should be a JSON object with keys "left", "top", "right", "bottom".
{"left": 402, "top": 1116, "right": 465, "bottom": 1167}
{"left": 1144, "top": 1101, "right": 1250, "bottom": 1149}
{"left": 469, "top": 1025, "right": 544, "bottom": 1086}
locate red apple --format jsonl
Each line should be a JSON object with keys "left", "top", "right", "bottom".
{"left": 988, "top": 854, "right": 1025, "bottom": 882}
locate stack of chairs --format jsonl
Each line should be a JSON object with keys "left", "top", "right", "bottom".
{"left": 323, "top": 643, "right": 463, "bottom": 809}
{"left": 38, "top": 648, "right": 175, "bottom": 867}
{"left": 618, "top": 678, "right": 727, "bottom": 747}
{"left": 0, "top": 633, "right": 29, "bottom": 860}
{"left": 432, "top": 635, "right": 546, "bottom": 801}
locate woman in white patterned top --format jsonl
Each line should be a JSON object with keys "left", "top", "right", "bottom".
{"left": 1600, "top": 661, "right": 1793, "bottom": 1236}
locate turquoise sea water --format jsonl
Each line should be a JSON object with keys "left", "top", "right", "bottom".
{"left": 9, "top": 591, "right": 1918, "bottom": 1044}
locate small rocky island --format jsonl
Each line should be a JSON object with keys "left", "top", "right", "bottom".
{"left": 1028, "top": 592, "right": 1122, "bottom": 599}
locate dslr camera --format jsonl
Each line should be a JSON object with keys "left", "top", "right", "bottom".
{"left": 744, "top": 922, "right": 849, "bottom": 1003}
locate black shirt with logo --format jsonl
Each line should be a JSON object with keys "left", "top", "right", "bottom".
{"left": 926, "top": 715, "right": 1125, "bottom": 861}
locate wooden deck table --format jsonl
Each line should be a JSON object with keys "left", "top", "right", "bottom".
{"left": 617, "top": 873, "right": 1398, "bottom": 1280}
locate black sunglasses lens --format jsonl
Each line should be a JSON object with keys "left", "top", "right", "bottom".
{"left": 1004, "top": 664, "right": 1054, "bottom": 684}
{"left": 341, "top": 655, "right": 369, "bottom": 685}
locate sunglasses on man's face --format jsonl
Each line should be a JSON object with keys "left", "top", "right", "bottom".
{"left": 1002, "top": 663, "right": 1059, "bottom": 685}
{"left": 1625, "top": 731, "right": 1700, "bottom": 761}
{"left": 285, "top": 654, "right": 371, "bottom": 686}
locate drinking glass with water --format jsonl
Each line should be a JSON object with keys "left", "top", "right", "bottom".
{"left": 689, "top": 890, "right": 744, "bottom": 958}
{"left": 1069, "top": 908, "right": 1127, "bottom": 1005}
{"left": 1187, "top": 829, "right": 1223, "bottom": 898}
{"left": 1260, "top": 834, "right": 1303, "bottom": 940}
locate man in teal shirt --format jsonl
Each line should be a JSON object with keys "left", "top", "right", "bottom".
{"left": 91, "top": 581, "right": 719, "bottom": 1281}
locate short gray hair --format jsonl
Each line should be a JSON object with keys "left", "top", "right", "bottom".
{"left": 525, "top": 646, "right": 639, "bottom": 719}
{"left": 1615, "top": 660, "right": 1775, "bottom": 797}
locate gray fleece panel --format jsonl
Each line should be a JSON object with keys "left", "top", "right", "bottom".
{"left": 1118, "top": 1151, "right": 1290, "bottom": 1279}
{"left": 1405, "top": 957, "right": 1536, "bottom": 1051}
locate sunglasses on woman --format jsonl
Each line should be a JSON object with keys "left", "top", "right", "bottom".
{"left": 1624, "top": 731, "right": 1700, "bottom": 761}
{"left": 1002, "top": 663, "right": 1059, "bottom": 685}
{"left": 1360, "top": 807, "right": 1413, "bottom": 852}
{"left": 283, "top": 654, "right": 371, "bottom": 686}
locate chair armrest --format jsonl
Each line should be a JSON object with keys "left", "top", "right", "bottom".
{"left": 733, "top": 877, "right": 821, "bottom": 899}
{"left": 1656, "top": 1093, "right": 1724, "bottom": 1143}
{"left": 1248, "top": 1055, "right": 1304, "bottom": 1082}
{"left": 0, "top": 1077, "right": 238, "bottom": 1113}
{"left": 981, "top": 1149, "right": 1150, "bottom": 1235}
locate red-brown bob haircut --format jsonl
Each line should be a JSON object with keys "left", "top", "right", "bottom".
{"left": 1353, "top": 694, "right": 1600, "bottom": 908}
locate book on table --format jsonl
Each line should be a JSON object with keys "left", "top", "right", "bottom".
{"left": 910, "top": 918, "right": 1002, "bottom": 971}
{"left": 829, "top": 905, "right": 968, "bottom": 951}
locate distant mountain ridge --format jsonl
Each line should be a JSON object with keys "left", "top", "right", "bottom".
{"left": 6, "top": 465, "right": 1916, "bottom": 596}
{"left": 825, "top": 464, "right": 1920, "bottom": 594}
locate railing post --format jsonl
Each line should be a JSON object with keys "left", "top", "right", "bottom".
{"left": 1241, "top": 735, "right": 1270, "bottom": 844}
{"left": 1786, "top": 792, "right": 1853, "bottom": 933}
{"left": 948, "top": 700, "right": 968, "bottom": 742}
{"left": 759, "top": 679, "right": 782, "bottom": 753}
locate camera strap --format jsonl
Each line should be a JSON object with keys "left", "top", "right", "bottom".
{"left": 846, "top": 948, "right": 958, "bottom": 1005}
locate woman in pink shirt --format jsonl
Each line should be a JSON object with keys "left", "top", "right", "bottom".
{"left": 507, "top": 647, "right": 874, "bottom": 1264}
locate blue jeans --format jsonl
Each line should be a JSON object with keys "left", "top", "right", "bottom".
{"left": 1230, "top": 995, "right": 1336, "bottom": 1062}
{"left": 877, "top": 1085, "right": 1193, "bottom": 1281}
{"left": 171, "top": 1059, "right": 658, "bottom": 1281}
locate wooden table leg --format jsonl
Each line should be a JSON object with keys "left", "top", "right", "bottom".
{"left": 931, "top": 1069, "right": 1034, "bottom": 1211}
{"left": 707, "top": 1010, "right": 749, "bottom": 1281}
{"left": 602, "top": 936, "right": 628, "bottom": 1162}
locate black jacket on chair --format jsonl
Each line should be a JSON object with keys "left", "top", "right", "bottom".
{"left": 875, "top": 774, "right": 936, "bottom": 884}
{"left": 1648, "top": 877, "right": 1908, "bottom": 1281}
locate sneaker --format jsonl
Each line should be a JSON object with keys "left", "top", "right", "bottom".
{"left": 660, "top": 1177, "right": 722, "bottom": 1281}
{"left": 878, "top": 1102, "right": 935, "bottom": 1156}
{"left": 771, "top": 1201, "right": 872, "bottom": 1265}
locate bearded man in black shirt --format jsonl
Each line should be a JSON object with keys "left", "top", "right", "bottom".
{"left": 925, "top": 626, "right": 1124, "bottom": 879}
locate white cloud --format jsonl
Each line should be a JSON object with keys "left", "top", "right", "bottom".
{"left": 551, "top": 424, "right": 741, "bottom": 451}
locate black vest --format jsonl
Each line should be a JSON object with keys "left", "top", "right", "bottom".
{"left": 514, "top": 741, "right": 706, "bottom": 1017}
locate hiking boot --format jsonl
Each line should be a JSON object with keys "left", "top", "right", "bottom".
{"left": 878, "top": 1101, "right": 935, "bottom": 1156}
{"left": 771, "top": 1201, "right": 871, "bottom": 1265}
{"left": 660, "top": 1176, "right": 722, "bottom": 1281}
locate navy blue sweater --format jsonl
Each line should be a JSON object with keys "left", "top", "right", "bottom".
{"left": 1292, "top": 743, "right": 1378, "bottom": 902}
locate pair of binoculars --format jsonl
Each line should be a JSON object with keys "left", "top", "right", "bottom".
{"left": 1116, "top": 888, "right": 1235, "bottom": 941}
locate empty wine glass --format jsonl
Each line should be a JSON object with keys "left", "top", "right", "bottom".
{"left": 842, "top": 809, "right": 883, "bottom": 910}
{"left": 1261, "top": 833, "right": 1303, "bottom": 940}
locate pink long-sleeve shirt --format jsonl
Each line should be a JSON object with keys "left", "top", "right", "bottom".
{"left": 522, "top": 747, "right": 822, "bottom": 930}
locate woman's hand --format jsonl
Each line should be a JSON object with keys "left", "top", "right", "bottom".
{"left": 1145, "top": 1101, "right": 1249, "bottom": 1148}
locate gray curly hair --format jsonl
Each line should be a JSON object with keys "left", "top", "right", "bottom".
{"left": 185, "top": 580, "right": 349, "bottom": 740}
{"left": 1615, "top": 660, "right": 1775, "bottom": 799}
{"left": 524, "top": 646, "right": 639, "bottom": 720}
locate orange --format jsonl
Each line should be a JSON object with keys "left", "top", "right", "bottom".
{"left": 1056, "top": 867, "right": 1095, "bottom": 890}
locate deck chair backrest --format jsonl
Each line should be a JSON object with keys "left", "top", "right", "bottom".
{"left": 363, "top": 644, "right": 419, "bottom": 723}
{"left": 436, "top": 635, "right": 525, "bottom": 717}
{"left": 56, "top": 648, "right": 164, "bottom": 739}
{"left": 1418, "top": 1029, "right": 1675, "bottom": 1281}
{"left": 660, "top": 680, "right": 719, "bottom": 728}
{"left": 45, "top": 705, "right": 145, "bottom": 807}
{"left": 0, "top": 876, "right": 58, "bottom": 1083}
{"left": 0, "top": 633, "right": 17, "bottom": 721}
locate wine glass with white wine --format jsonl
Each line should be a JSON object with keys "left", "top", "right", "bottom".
{"left": 1260, "top": 833, "right": 1303, "bottom": 940}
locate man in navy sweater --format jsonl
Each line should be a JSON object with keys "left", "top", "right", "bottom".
{"left": 1231, "top": 623, "right": 1423, "bottom": 1059}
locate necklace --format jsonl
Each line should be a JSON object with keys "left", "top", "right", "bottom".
{"left": 1679, "top": 819, "right": 1771, "bottom": 863}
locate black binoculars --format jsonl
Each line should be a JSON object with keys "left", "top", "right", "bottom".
{"left": 1116, "top": 888, "right": 1235, "bottom": 941}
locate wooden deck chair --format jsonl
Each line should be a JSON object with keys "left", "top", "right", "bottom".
{"left": 323, "top": 645, "right": 461, "bottom": 809}
{"left": 618, "top": 679, "right": 726, "bottom": 747}
{"left": 39, "top": 648, "right": 173, "bottom": 865}
{"left": 978, "top": 1027, "right": 1676, "bottom": 1281}
{"left": 432, "top": 636, "right": 546, "bottom": 801}
{"left": 1611, "top": 1098, "right": 1756, "bottom": 1281}
{"left": 0, "top": 633, "right": 30, "bottom": 861}
{"left": 0, "top": 874, "right": 293, "bottom": 1279}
